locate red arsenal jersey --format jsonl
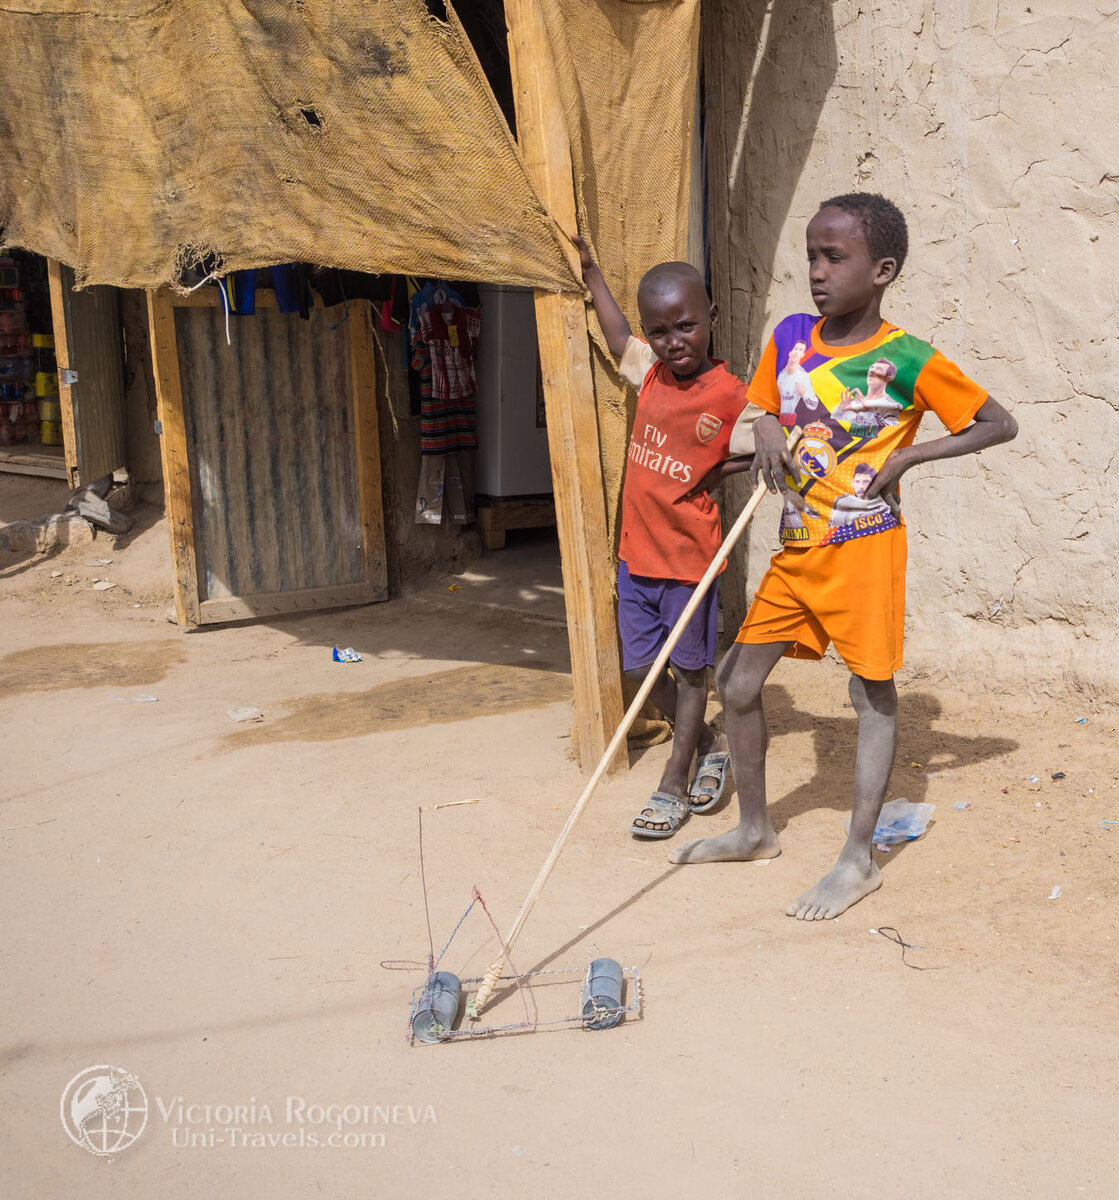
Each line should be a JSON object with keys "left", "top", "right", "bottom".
{"left": 618, "top": 338, "right": 754, "bottom": 583}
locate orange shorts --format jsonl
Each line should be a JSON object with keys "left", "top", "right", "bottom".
{"left": 736, "top": 526, "right": 907, "bottom": 680}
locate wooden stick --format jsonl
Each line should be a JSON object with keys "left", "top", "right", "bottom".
{"left": 468, "top": 428, "right": 802, "bottom": 1017}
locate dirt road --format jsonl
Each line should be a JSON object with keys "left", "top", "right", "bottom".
{"left": 2, "top": 489, "right": 1115, "bottom": 1198}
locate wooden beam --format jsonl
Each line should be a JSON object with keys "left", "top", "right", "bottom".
{"left": 46, "top": 260, "right": 80, "bottom": 488}
{"left": 504, "top": 0, "right": 626, "bottom": 772}
{"left": 347, "top": 299, "right": 389, "bottom": 594}
{"left": 164, "top": 288, "right": 319, "bottom": 310}
{"left": 197, "top": 582, "right": 385, "bottom": 626}
{"left": 146, "top": 287, "right": 201, "bottom": 628}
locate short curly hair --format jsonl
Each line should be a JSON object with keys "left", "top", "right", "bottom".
{"left": 871, "top": 357, "right": 898, "bottom": 381}
{"left": 818, "top": 193, "right": 908, "bottom": 279}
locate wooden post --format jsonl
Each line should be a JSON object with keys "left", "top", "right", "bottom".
{"left": 46, "top": 260, "right": 80, "bottom": 488}
{"left": 146, "top": 288, "right": 201, "bottom": 628}
{"left": 504, "top": 0, "right": 626, "bottom": 772}
{"left": 346, "top": 299, "right": 389, "bottom": 595}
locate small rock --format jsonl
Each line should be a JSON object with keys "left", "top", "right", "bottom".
{"left": 228, "top": 706, "right": 264, "bottom": 723}
{"left": 92, "top": 580, "right": 116, "bottom": 591}
{"left": 1048, "top": 885, "right": 1061, "bottom": 900}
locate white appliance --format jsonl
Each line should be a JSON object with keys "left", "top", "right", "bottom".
{"left": 473, "top": 284, "right": 553, "bottom": 497}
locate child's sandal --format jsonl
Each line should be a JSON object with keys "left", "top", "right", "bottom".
{"left": 688, "top": 750, "right": 731, "bottom": 814}
{"left": 630, "top": 792, "right": 691, "bottom": 839}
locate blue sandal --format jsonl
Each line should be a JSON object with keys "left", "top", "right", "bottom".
{"left": 630, "top": 792, "right": 691, "bottom": 839}
{"left": 688, "top": 750, "right": 731, "bottom": 814}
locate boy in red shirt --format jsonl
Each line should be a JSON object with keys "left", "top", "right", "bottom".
{"left": 572, "top": 235, "right": 758, "bottom": 838}
{"left": 670, "top": 193, "right": 1018, "bottom": 919}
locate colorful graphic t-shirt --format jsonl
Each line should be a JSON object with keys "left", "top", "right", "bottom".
{"left": 618, "top": 337, "right": 757, "bottom": 582}
{"left": 748, "top": 316, "right": 987, "bottom": 548}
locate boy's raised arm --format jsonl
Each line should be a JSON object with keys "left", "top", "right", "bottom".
{"left": 570, "top": 234, "right": 632, "bottom": 359}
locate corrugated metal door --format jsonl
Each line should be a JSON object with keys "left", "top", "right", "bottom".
{"left": 147, "top": 288, "right": 388, "bottom": 627}
{"left": 48, "top": 261, "right": 127, "bottom": 487}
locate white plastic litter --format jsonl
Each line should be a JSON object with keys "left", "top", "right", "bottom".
{"left": 847, "top": 798, "right": 935, "bottom": 846}
{"left": 228, "top": 706, "right": 263, "bottom": 723}
{"left": 1048, "top": 885, "right": 1062, "bottom": 900}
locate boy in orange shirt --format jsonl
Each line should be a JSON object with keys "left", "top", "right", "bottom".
{"left": 572, "top": 235, "right": 758, "bottom": 839}
{"left": 671, "top": 194, "right": 1017, "bottom": 919}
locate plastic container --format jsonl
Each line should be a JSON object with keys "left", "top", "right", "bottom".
{"left": 35, "top": 370, "right": 59, "bottom": 397}
{"left": 33, "top": 333, "right": 56, "bottom": 375}
{"left": 37, "top": 397, "right": 61, "bottom": 421}
{"left": 40, "top": 419, "right": 63, "bottom": 445}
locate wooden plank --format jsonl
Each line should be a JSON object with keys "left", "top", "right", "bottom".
{"left": 47, "top": 260, "right": 80, "bottom": 488}
{"left": 198, "top": 582, "right": 385, "bottom": 625}
{"left": 146, "top": 287, "right": 202, "bottom": 627}
{"left": 477, "top": 497, "right": 556, "bottom": 534}
{"left": 477, "top": 508, "right": 505, "bottom": 551}
{"left": 505, "top": 0, "right": 626, "bottom": 772}
{"left": 167, "top": 288, "right": 299, "bottom": 310}
{"left": 0, "top": 448, "right": 69, "bottom": 479}
{"left": 347, "top": 300, "right": 388, "bottom": 594}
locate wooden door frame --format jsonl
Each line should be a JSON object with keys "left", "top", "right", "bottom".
{"left": 505, "top": 0, "right": 627, "bottom": 772}
{"left": 146, "top": 286, "right": 388, "bottom": 627}
{"left": 46, "top": 260, "right": 81, "bottom": 487}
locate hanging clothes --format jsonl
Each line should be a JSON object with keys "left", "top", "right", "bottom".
{"left": 270, "top": 264, "right": 313, "bottom": 318}
{"left": 227, "top": 269, "right": 257, "bottom": 314}
{"left": 408, "top": 280, "right": 463, "bottom": 422}
{"left": 415, "top": 296, "right": 481, "bottom": 455}
{"left": 408, "top": 279, "right": 464, "bottom": 342}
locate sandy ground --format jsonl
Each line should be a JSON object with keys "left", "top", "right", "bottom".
{"left": 1, "top": 475, "right": 1116, "bottom": 1198}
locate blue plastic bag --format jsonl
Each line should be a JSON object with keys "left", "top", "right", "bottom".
{"left": 846, "top": 798, "right": 935, "bottom": 846}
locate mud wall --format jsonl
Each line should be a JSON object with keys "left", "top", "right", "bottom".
{"left": 705, "top": 0, "right": 1118, "bottom": 700}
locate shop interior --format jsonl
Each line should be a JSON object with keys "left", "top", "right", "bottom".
{"left": 0, "top": 251, "right": 65, "bottom": 478}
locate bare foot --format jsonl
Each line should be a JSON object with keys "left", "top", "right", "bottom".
{"left": 669, "top": 827, "right": 780, "bottom": 864}
{"left": 785, "top": 859, "right": 882, "bottom": 920}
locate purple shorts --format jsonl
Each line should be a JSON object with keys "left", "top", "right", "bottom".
{"left": 617, "top": 561, "right": 719, "bottom": 674}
